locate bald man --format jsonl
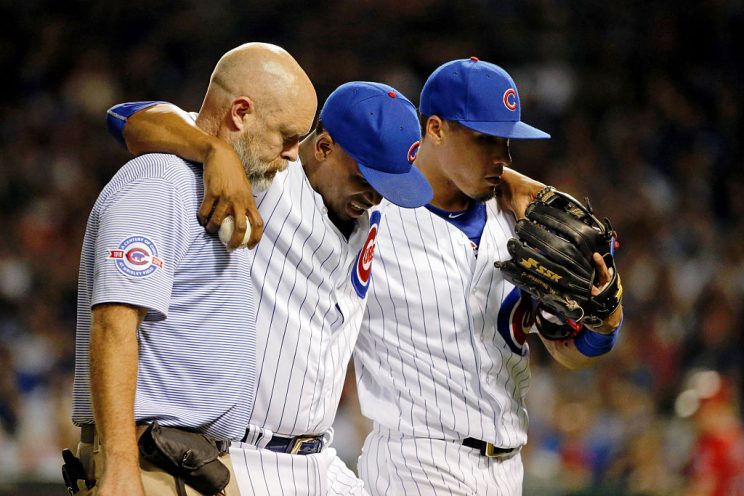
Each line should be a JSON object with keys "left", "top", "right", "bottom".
{"left": 113, "top": 42, "right": 317, "bottom": 249}
{"left": 68, "top": 43, "right": 316, "bottom": 496}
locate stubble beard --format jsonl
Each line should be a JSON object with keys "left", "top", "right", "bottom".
{"left": 232, "top": 133, "right": 287, "bottom": 193}
{"left": 471, "top": 187, "right": 498, "bottom": 203}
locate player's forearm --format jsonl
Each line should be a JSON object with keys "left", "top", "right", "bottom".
{"left": 498, "top": 167, "right": 546, "bottom": 219}
{"left": 540, "top": 308, "right": 623, "bottom": 369}
{"left": 123, "top": 103, "right": 220, "bottom": 163}
{"left": 89, "top": 303, "right": 146, "bottom": 465}
{"left": 501, "top": 166, "right": 542, "bottom": 186}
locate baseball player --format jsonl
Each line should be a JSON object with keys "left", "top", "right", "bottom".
{"left": 353, "top": 58, "right": 624, "bottom": 495}
{"left": 69, "top": 43, "right": 317, "bottom": 496}
{"left": 107, "top": 81, "right": 432, "bottom": 495}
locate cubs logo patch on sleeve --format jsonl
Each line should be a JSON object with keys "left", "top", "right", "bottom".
{"left": 107, "top": 235, "right": 164, "bottom": 278}
{"left": 351, "top": 210, "right": 381, "bottom": 298}
{"left": 496, "top": 287, "right": 535, "bottom": 355}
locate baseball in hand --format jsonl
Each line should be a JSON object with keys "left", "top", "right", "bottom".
{"left": 218, "top": 215, "right": 252, "bottom": 248}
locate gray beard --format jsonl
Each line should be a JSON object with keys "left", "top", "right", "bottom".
{"left": 232, "top": 137, "right": 275, "bottom": 193}
{"left": 247, "top": 172, "right": 273, "bottom": 193}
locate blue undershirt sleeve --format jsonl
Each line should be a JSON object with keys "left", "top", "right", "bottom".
{"left": 106, "top": 101, "right": 170, "bottom": 147}
{"left": 574, "top": 316, "right": 624, "bottom": 357}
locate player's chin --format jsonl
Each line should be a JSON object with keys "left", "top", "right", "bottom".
{"left": 470, "top": 186, "right": 498, "bottom": 203}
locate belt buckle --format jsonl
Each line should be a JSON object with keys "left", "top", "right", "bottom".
{"left": 290, "top": 436, "right": 319, "bottom": 455}
{"left": 484, "top": 443, "right": 502, "bottom": 458}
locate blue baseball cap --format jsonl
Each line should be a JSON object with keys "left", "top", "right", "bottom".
{"left": 320, "top": 82, "right": 433, "bottom": 208}
{"left": 420, "top": 57, "right": 550, "bottom": 139}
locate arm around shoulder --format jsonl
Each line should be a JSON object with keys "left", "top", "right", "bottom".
{"left": 107, "top": 101, "right": 263, "bottom": 249}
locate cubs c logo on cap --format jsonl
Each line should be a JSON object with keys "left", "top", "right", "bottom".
{"left": 496, "top": 287, "right": 534, "bottom": 355}
{"left": 503, "top": 88, "right": 518, "bottom": 111}
{"left": 407, "top": 141, "right": 420, "bottom": 164}
{"left": 351, "top": 210, "right": 381, "bottom": 298}
{"left": 108, "top": 235, "right": 164, "bottom": 278}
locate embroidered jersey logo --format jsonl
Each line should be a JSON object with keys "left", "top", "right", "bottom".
{"left": 448, "top": 211, "right": 466, "bottom": 219}
{"left": 351, "top": 210, "right": 381, "bottom": 298}
{"left": 407, "top": 141, "right": 420, "bottom": 163}
{"left": 503, "top": 88, "right": 518, "bottom": 111}
{"left": 108, "top": 235, "right": 164, "bottom": 278}
{"left": 496, "top": 287, "right": 534, "bottom": 355}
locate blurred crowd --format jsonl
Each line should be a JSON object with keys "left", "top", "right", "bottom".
{"left": 2, "top": 0, "right": 743, "bottom": 494}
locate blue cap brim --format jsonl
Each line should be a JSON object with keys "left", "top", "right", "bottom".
{"left": 358, "top": 162, "right": 433, "bottom": 208}
{"left": 459, "top": 120, "right": 551, "bottom": 139}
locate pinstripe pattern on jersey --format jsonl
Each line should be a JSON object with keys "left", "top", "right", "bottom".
{"left": 230, "top": 442, "right": 366, "bottom": 495}
{"left": 247, "top": 161, "right": 374, "bottom": 437}
{"left": 359, "top": 423, "right": 523, "bottom": 496}
{"left": 72, "top": 153, "right": 256, "bottom": 441}
{"left": 355, "top": 199, "right": 531, "bottom": 448}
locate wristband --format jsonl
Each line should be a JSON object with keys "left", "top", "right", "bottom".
{"left": 574, "top": 316, "right": 622, "bottom": 357}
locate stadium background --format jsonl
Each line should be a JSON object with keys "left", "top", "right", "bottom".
{"left": 1, "top": 1, "right": 742, "bottom": 494}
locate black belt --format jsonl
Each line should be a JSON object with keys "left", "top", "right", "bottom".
{"left": 462, "top": 438, "right": 515, "bottom": 458}
{"left": 264, "top": 434, "right": 325, "bottom": 455}
{"left": 80, "top": 423, "right": 230, "bottom": 453}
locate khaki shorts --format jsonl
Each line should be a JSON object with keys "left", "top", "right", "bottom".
{"left": 75, "top": 428, "right": 240, "bottom": 496}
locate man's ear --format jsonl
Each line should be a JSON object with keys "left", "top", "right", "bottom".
{"left": 425, "top": 115, "right": 445, "bottom": 144}
{"left": 314, "top": 131, "right": 334, "bottom": 161}
{"left": 230, "top": 96, "right": 254, "bottom": 131}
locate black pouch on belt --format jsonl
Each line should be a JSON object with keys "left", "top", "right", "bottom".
{"left": 137, "top": 421, "right": 230, "bottom": 496}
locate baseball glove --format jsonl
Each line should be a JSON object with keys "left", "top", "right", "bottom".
{"left": 495, "top": 186, "right": 622, "bottom": 339}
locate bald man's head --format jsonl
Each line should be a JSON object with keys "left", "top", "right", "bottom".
{"left": 197, "top": 42, "right": 317, "bottom": 190}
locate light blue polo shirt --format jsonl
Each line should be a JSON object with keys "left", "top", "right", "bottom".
{"left": 72, "top": 153, "right": 256, "bottom": 441}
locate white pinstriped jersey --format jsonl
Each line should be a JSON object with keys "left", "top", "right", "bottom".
{"left": 359, "top": 423, "right": 523, "bottom": 496}
{"left": 354, "top": 199, "right": 534, "bottom": 448}
{"left": 248, "top": 160, "right": 378, "bottom": 437}
{"left": 72, "top": 154, "right": 256, "bottom": 441}
{"left": 230, "top": 444, "right": 364, "bottom": 495}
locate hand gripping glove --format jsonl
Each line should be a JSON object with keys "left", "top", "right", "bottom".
{"left": 495, "top": 186, "right": 622, "bottom": 339}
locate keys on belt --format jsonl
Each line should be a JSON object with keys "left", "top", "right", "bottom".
{"left": 462, "top": 437, "right": 516, "bottom": 458}
{"left": 264, "top": 434, "right": 325, "bottom": 455}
